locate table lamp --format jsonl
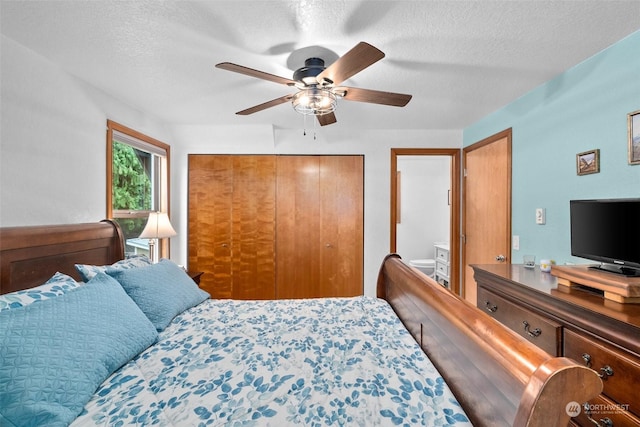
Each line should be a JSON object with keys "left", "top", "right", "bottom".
{"left": 139, "top": 212, "right": 176, "bottom": 263}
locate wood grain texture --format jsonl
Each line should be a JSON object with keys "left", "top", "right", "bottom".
{"left": 189, "top": 155, "right": 232, "bottom": 298}
{"left": 337, "top": 86, "right": 412, "bottom": 106}
{"left": 316, "top": 42, "right": 384, "bottom": 86}
{"left": 564, "top": 328, "right": 640, "bottom": 418}
{"left": 318, "top": 155, "right": 364, "bottom": 297}
{"left": 473, "top": 263, "right": 640, "bottom": 425}
{"left": 188, "top": 155, "right": 276, "bottom": 299}
{"left": 0, "top": 220, "right": 124, "bottom": 294}
{"left": 463, "top": 129, "right": 512, "bottom": 303}
{"left": 215, "top": 62, "right": 297, "bottom": 86}
{"left": 275, "top": 156, "right": 322, "bottom": 298}
{"left": 189, "top": 155, "right": 362, "bottom": 300}
{"left": 478, "top": 286, "right": 563, "bottom": 356}
{"left": 276, "top": 155, "right": 363, "bottom": 298}
{"left": 378, "top": 254, "right": 602, "bottom": 427}
{"left": 231, "top": 156, "right": 276, "bottom": 299}
{"left": 552, "top": 264, "right": 640, "bottom": 298}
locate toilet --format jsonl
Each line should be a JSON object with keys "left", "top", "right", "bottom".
{"left": 409, "top": 259, "right": 435, "bottom": 278}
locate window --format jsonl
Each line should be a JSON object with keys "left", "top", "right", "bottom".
{"left": 107, "top": 120, "right": 171, "bottom": 259}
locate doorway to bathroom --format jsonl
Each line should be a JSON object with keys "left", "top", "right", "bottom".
{"left": 390, "top": 148, "right": 461, "bottom": 295}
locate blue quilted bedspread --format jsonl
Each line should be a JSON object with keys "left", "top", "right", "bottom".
{"left": 72, "top": 297, "right": 471, "bottom": 426}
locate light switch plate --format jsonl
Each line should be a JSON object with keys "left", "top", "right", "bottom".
{"left": 535, "top": 208, "right": 546, "bottom": 225}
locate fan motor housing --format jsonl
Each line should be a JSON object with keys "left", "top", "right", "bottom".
{"left": 293, "top": 58, "right": 327, "bottom": 85}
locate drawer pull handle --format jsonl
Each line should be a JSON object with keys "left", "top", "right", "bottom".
{"left": 484, "top": 301, "right": 498, "bottom": 313}
{"left": 583, "top": 402, "right": 613, "bottom": 427}
{"left": 522, "top": 321, "right": 541, "bottom": 337}
{"left": 581, "top": 354, "right": 614, "bottom": 379}
{"left": 599, "top": 365, "right": 614, "bottom": 379}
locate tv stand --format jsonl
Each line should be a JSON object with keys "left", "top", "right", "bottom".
{"left": 589, "top": 264, "right": 640, "bottom": 277}
{"left": 552, "top": 264, "right": 640, "bottom": 303}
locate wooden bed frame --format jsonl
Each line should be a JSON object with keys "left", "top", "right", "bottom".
{"left": 1, "top": 222, "right": 602, "bottom": 426}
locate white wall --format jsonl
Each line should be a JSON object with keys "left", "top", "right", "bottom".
{"left": 1, "top": 35, "right": 462, "bottom": 296}
{"left": 0, "top": 35, "right": 172, "bottom": 226}
{"left": 396, "top": 156, "right": 451, "bottom": 262}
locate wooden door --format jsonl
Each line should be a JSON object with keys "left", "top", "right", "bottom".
{"left": 462, "top": 129, "right": 512, "bottom": 304}
{"left": 276, "top": 155, "right": 363, "bottom": 298}
{"left": 188, "top": 155, "right": 233, "bottom": 298}
{"left": 275, "top": 156, "right": 322, "bottom": 298}
{"left": 319, "top": 156, "right": 364, "bottom": 296}
{"left": 188, "top": 155, "right": 276, "bottom": 299}
{"left": 231, "top": 156, "right": 276, "bottom": 299}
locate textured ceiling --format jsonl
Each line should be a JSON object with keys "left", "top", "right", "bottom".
{"left": 2, "top": 0, "right": 639, "bottom": 130}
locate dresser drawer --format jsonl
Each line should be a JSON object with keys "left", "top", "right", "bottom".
{"left": 477, "top": 287, "right": 562, "bottom": 355}
{"left": 435, "top": 246, "right": 449, "bottom": 262}
{"left": 565, "top": 329, "right": 640, "bottom": 419}
{"left": 436, "top": 260, "right": 449, "bottom": 278}
{"left": 571, "top": 393, "right": 640, "bottom": 427}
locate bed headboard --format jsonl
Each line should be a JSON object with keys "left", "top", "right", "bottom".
{"left": 0, "top": 220, "right": 124, "bottom": 294}
{"left": 377, "top": 254, "right": 602, "bottom": 427}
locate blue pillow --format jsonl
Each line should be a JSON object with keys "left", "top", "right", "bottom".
{"left": 107, "top": 259, "right": 210, "bottom": 331}
{"left": 0, "top": 272, "right": 80, "bottom": 312}
{"left": 75, "top": 254, "right": 152, "bottom": 281}
{"left": 0, "top": 273, "right": 158, "bottom": 426}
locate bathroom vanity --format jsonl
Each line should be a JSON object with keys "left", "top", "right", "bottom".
{"left": 434, "top": 243, "right": 450, "bottom": 288}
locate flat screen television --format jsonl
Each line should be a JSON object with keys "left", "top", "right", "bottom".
{"left": 570, "top": 198, "right": 640, "bottom": 277}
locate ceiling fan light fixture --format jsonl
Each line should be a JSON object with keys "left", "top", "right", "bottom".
{"left": 292, "top": 87, "right": 337, "bottom": 116}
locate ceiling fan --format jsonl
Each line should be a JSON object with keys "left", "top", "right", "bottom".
{"left": 215, "top": 42, "right": 412, "bottom": 126}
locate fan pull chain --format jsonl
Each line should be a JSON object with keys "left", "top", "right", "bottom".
{"left": 301, "top": 114, "right": 317, "bottom": 140}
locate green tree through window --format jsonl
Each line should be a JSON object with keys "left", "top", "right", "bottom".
{"left": 112, "top": 141, "right": 152, "bottom": 211}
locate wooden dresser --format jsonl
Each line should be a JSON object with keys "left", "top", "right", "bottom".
{"left": 472, "top": 264, "right": 640, "bottom": 427}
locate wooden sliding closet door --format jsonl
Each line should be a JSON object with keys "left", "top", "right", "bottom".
{"left": 188, "top": 155, "right": 276, "bottom": 299}
{"left": 231, "top": 156, "right": 276, "bottom": 299}
{"left": 188, "top": 155, "right": 232, "bottom": 297}
{"left": 276, "top": 155, "right": 364, "bottom": 298}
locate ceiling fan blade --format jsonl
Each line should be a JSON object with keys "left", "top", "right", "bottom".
{"left": 236, "top": 94, "right": 294, "bottom": 115}
{"left": 216, "top": 62, "right": 297, "bottom": 86}
{"left": 336, "top": 86, "right": 412, "bottom": 107}
{"left": 316, "top": 42, "right": 385, "bottom": 86}
{"left": 317, "top": 112, "right": 337, "bottom": 126}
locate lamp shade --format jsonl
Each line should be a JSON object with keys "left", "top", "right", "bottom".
{"left": 139, "top": 212, "right": 177, "bottom": 239}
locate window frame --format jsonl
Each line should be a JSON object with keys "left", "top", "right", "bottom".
{"left": 106, "top": 120, "right": 171, "bottom": 258}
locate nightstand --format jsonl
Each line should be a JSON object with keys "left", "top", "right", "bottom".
{"left": 187, "top": 271, "right": 204, "bottom": 285}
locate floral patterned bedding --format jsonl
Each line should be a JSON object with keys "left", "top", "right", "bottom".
{"left": 72, "top": 297, "right": 471, "bottom": 426}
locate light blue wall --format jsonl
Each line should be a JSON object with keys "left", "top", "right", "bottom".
{"left": 463, "top": 30, "right": 640, "bottom": 266}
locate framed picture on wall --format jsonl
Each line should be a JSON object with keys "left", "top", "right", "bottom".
{"left": 576, "top": 149, "right": 600, "bottom": 175}
{"left": 629, "top": 109, "right": 640, "bottom": 165}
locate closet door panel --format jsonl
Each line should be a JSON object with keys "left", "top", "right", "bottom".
{"left": 276, "top": 156, "right": 322, "bottom": 298}
{"left": 188, "top": 155, "right": 233, "bottom": 298}
{"left": 232, "top": 156, "right": 276, "bottom": 299}
{"left": 319, "top": 156, "right": 364, "bottom": 296}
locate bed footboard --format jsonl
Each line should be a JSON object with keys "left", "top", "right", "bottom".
{"left": 377, "top": 254, "right": 602, "bottom": 427}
